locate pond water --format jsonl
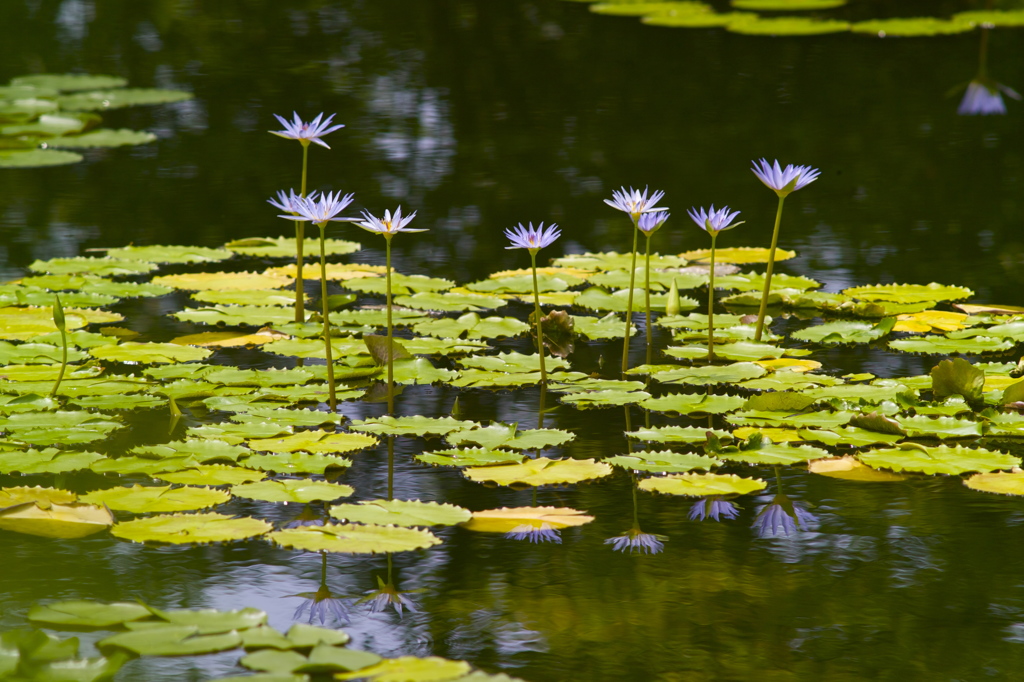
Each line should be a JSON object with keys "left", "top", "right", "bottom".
{"left": 2, "top": 1, "right": 1024, "bottom": 680}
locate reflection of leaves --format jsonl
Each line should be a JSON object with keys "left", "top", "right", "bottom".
{"left": 535, "top": 309, "right": 574, "bottom": 358}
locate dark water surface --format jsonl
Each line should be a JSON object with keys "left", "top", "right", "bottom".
{"left": 2, "top": 1, "right": 1024, "bottom": 680}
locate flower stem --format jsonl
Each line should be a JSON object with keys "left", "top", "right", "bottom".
{"left": 386, "top": 235, "right": 395, "bottom": 415}
{"left": 387, "top": 435, "right": 394, "bottom": 501}
{"left": 318, "top": 222, "right": 336, "bottom": 411}
{"left": 530, "top": 250, "right": 547, "bottom": 385}
{"left": 644, "top": 233, "right": 653, "bottom": 367}
{"left": 621, "top": 218, "right": 639, "bottom": 376}
{"left": 294, "top": 142, "right": 310, "bottom": 324}
{"left": 707, "top": 233, "right": 717, "bottom": 363}
{"left": 754, "top": 195, "right": 786, "bottom": 342}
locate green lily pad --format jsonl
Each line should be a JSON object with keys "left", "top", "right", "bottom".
{"left": 248, "top": 430, "right": 377, "bottom": 454}
{"left": 0, "top": 447, "right": 103, "bottom": 474}
{"left": 49, "top": 128, "right": 157, "bottom": 147}
{"left": 154, "top": 465, "right": 266, "bottom": 486}
{"left": 415, "top": 448, "right": 525, "bottom": 467}
{"left": 590, "top": 2, "right": 711, "bottom": 17}
{"left": 0, "top": 148, "right": 84, "bottom": 168}
{"left": 344, "top": 273, "right": 454, "bottom": 295}
{"left": 0, "top": 341, "right": 88, "bottom": 364}
{"left": 666, "top": 341, "right": 787, "bottom": 362}
{"left": 640, "top": 392, "right": 746, "bottom": 414}
{"left": 792, "top": 320, "right": 893, "bottom": 345}
{"left": 394, "top": 291, "right": 506, "bottom": 312}
{"left": 931, "top": 357, "right": 985, "bottom": 403}
{"left": 269, "top": 523, "right": 441, "bottom": 554}
{"left": 0, "top": 305, "right": 123, "bottom": 339}
{"left": 174, "top": 304, "right": 300, "bottom": 327}
{"left": 559, "top": 388, "right": 653, "bottom": 408}
{"left": 587, "top": 268, "right": 705, "bottom": 292}
{"left": 242, "top": 452, "right": 351, "bottom": 475}
{"left": 231, "top": 479, "right": 353, "bottom": 503}
{"left": 103, "top": 244, "right": 234, "bottom": 264}
{"left": 843, "top": 282, "right": 974, "bottom": 303}
{"left": 798, "top": 427, "right": 904, "bottom": 447}
{"left": 98, "top": 625, "right": 241, "bottom": 656}
{"left": 28, "top": 257, "right": 156, "bottom": 276}
{"left": 553, "top": 251, "right": 686, "bottom": 271}
{"left": 954, "top": 10, "right": 1024, "bottom": 27}
{"left": 78, "top": 485, "right": 230, "bottom": 513}
{"left": 463, "top": 457, "right": 613, "bottom": 486}
{"left": 111, "top": 512, "right": 272, "bottom": 544}
{"left": 627, "top": 425, "right": 732, "bottom": 443}
{"left": 412, "top": 313, "right": 530, "bottom": 339}
{"left": 732, "top": 0, "right": 845, "bottom": 8}
{"left": 457, "top": 352, "right": 569, "bottom": 374}
{"left": 348, "top": 415, "right": 478, "bottom": 437}
{"left": 645, "top": 362, "right": 767, "bottom": 386}
{"left": 153, "top": 271, "right": 292, "bottom": 291}
{"left": 850, "top": 17, "right": 975, "bottom": 37}
{"left": 130, "top": 439, "right": 248, "bottom": 463}
{"left": 1, "top": 410, "right": 122, "bottom": 445}
{"left": 895, "top": 415, "right": 985, "bottom": 439}
{"left": 57, "top": 87, "right": 193, "bottom": 111}
{"left": 467, "top": 273, "right": 582, "bottom": 294}
{"left": 573, "top": 313, "right": 634, "bottom": 339}
{"left": 11, "top": 73, "right": 128, "bottom": 91}
{"left": 638, "top": 472, "right": 766, "bottom": 496}
{"left": 446, "top": 423, "right": 573, "bottom": 450}
{"left": 573, "top": 286, "right": 696, "bottom": 313}
{"left": 335, "top": 657, "right": 471, "bottom": 682}
{"left": 193, "top": 289, "right": 303, "bottom": 307}
{"left": 604, "top": 450, "right": 720, "bottom": 473}
{"left": 889, "top": 335, "right": 1016, "bottom": 355}
{"left": 858, "top": 445, "right": 1018, "bottom": 475}
{"left": 728, "top": 16, "right": 851, "bottom": 35}
{"left": 28, "top": 600, "right": 151, "bottom": 628}
{"left": 224, "top": 236, "right": 360, "bottom": 258}
{"left": 90, "top": 342, "right": 212, "bottom": 364}
{"left": 140, "top": 606, "right": 267, "bottom": 634}
{"left": 329, "top": 499, "right": 471, "bottom": 527}
{"left": 728, "top": 409, "right": 855, "bottom": 429}
{"left": 717, "top": 443, "right": 831, "bottom": 465}
{"left": 803, "top": 382, "right": 910, "bottom": 404}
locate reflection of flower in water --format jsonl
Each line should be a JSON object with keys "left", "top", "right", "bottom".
{"left": 364, "top": 576, "right": 418, "bottom": 617}
{"left": 754, "top": 494, "right": 817, "bottom": 538}
{"left": 292, "top": 582, "right": 349, "bottom": 625}
{"left": 604, "top": 527, "right": 666, "bottom": 554}
{"left": 688, "top": 497, "right": 740, "bottom": 522}
{"left": 505, "top": 523, "right": 562, "bottom": 544}
{"left": 958, "top": 79, "right": 1021, "bottom": 116}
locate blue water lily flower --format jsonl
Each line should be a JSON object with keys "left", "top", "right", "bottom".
{"left": 270, "top": 112, "right": 345, "bottom": 148}
{"left": 285, "top": 191, "right": 355, "bottom": 224}
{"left": 364, "top": 576, "right": 418, "bottom": 617}
{"left": 687, "top": 205, "right": 743, "bottom": 236}
{"left": 268, "top": 188, "right": 314, "bottom": 215}
{"left": 356, "top": 207, "right": 425, "bottom": 235}
{"left": 505, "top": 523, "right": 562, "bottom": 544}
{"left": 604, "top": 186, "right": 668, "bottom": 222}
{"left": 750, "top": 159, "right": 820, "bottom": 197}
{"left": 637, "top": 211, "right": 669, "bottom": 235}
{"left": 504, "top": 222, "right": 561, "bottom": 252}
{"left": 292, "top": 583, "right": 350, "bottom": 625}
{"left": 604, "top": 528, "right": 666, "bottom": 554}
{"left": 688, "top": 497, "right": 740, "bottom": 522}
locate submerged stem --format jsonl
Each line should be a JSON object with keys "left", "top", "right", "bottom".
{"left": 644, "top": 233, "right": 653, "bottom": 367}
{"left": 530, "top": 250, "right": 547, "bottom": 386}
{"left": 707, "top": 233, "right": 717, "bottom": 363}
{"left": 754, "top": 195, "right": 786, "bottom": 341}
{"left": 318, "top": 223, "right": 336, "bottom": 410}
{"left": 386, "top": 236, "right": 395, "bottom": 415}
{"left": 621, "top": 218, "right": 640, "bottom": 376}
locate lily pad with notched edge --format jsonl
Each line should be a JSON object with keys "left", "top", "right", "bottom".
{"left": 415, "top": 448, "right": 525, "bottom": 467}
{"left": 98, "top": 625, "right": 241, "bottom": 656}
{"left": 604, "top": 450, "right": 720, "bottom": 473}
{"left": 808, "top": 456, "right": 907, "bottom": 482}
{"left": 154, "top": 465, "right": 266, "bottom": 486}
{"left": 90, "top": 342, "right": 212, "bottom": 364}
{"left": 348, "top": 415, "right": 477, "bottom": 437}
{"left": 247, "top": 431, "right": 377, "bottom": 454}
{"left": 857, "top": 445, "right": 1018, "bottom": 475}
{"left": 460, "top": 506, "right": 594, "bottom": 533}
{"left": 446, "top": 424, "right": 574, "bottom": 450}
{"left": 269, "top": 523, "right": 441, "bottom": 554}
{"left": 79, "top": 485, "right": 230, "bottom": 513}
{"left": 230, "top": 479, "right": 353, "bottom": 503}
{"left": 111, "top": 512, "right": 272, "bottom": 544}
{"left": 639, "top": 472, "right": 766, "bottom": 496}
{"left": 965, "top": 471, "right": 1024, "bottom": 496}
{"left": 28, "top": 600, "right": 152, "bottom": 628}
{"left": 463, "top": 457, "right": 613, "bottom": 487}
{"left": 329, "top": 499, "right": 471, "bottom": 527}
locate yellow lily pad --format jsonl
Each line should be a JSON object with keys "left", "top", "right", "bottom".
{"left": 893, "top": 310, "right": 969, "bottom": 333}
{"left": 0, "top": 306, "right": 123, "bottom": 340}
{"left": 639, "top": 472, "right": 767, "bottom": 497}
{"left": 733, "top": 427, "right": 803, "bottom": 442}
{"left": 463, "top": 457, "right": 613, "bottom": 487}
{"left": 111, "top": 512, "right": 272, "bottom": 544}
{"left": 268, "top": 523, "right": 441, "bottom": 554}
{"left": 170, "top": 329, "right": 289, "bottom": 347}
{"left": 680, "top": 247, "right": 795, "bottom": 264}
{"left": 0, "top": 500, "right": 113, "bottom": 538}
{"left": 754, "top": 358, "right": 822, "bottom": 372}
{"left": 152, "top": 271, "right": 294, "bottom": 291}
{"left": 460, "top": 506, "right": 594, "bottom": 533}
{"left": 247, "top": 430, "right": 378, "bottom": 454}
{"left": 808, "top": 456, "right": 907, "bottom": 482}
{"left": 78, "top": 484, "right": 230, "bottom": 513}
{"left": 964, "top": 471, "right": 1024, "bottom": 496}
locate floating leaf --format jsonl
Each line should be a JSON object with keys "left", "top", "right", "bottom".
{"left": 792, "top": 320, "right": 891, "bottom": 344}
{"left": 728, "top": 409, "right": 854, "bottom": 429}
{"left": 732, "top": 0, "right": 845, "bottom": 8}
{"left": 627, "top": 425, "right": 732, "bottom": 443}
{"left": 858, "top": 444, "right": 1018, "bottom": 475}
{"left": 798, "top": 427, "right": 904, "bottom": 447}
{"left": 415, "top": 448, "right": 525, "bottom": 467}
{"left": 335, "top": 657, "right": 471, "bottom": 682}
{"left": 98, "top": 625, "right": 241, "bottom": 656}
{"left": 954, "top": 10, "right": 1024, "bottom": 27}
{"left": 329, "top": 499, "right": 471, "bottom": 527}
{"left": 843, "top": 282, "right": 974, "bottom": 303}
{"left": 639, "top": 472, "right": 766, "bottom": 496}
{"left": 0, "top": 305, "right": 122, "bottom": 339}
{"left": 344, "top": 273, "right": 454, "bottom": 295}
{"left": 412, "top": 313, "right": 529, "bottom": 340}
{"left": 888, "top": 335, "right": 1014, "bottom": 355}
{"left": 248, "top": 431, "right": 377, "bottom": 454}
{"left": 0, "top": 447, "right": 103, "bottom": 474}
{"left": 269, "top": 523, "right": 440, "bottom": 554}
{"left": 742, "top": 392, "right": 817, "bottom": 412}
{"left": 559, "top": 389, "right": 651, "bottom": 408}
{"left": 111, "top": 512, "right": 272, "bottom": 544}
{"left": 604, "top": 450, "right": 720, "bottom": 473}
{"left": 896, "top": 415, "right": 985, "bottom": 439}
{"left": 640, "top": 392, "right": 746, "bottom": 414}
{"left": 808, "top": 456, "right": 907, "bottom": 482}
{"left": 394, "top": 291, "right": 506, "bottom": 312}
{"left": 154, "top": 465, "right": 266, "bottom": 486}
{"left": 717, "top": 443, "right": 830, "bottom": 465}
{"left": 130, "top": 439, "right": 248, "bottom": 463}
{"left": 57, "top": 87, "right": 193, "bottom": 111}
{"left": 11, "top": 73, "right": 128, "bottom": 91}
{"left": 461, "top": 506, "right": 594, "bottom": 533}
{"left": 0, "top": 501, "right": 113, "bottom": 538}
{"left": 28, "top": 600, "right": 151, "bottom": 628}
{"left": 231, "top": 479, "right": 353, "bottom": 503}
{"left": 90, "top": 341, "right": 212, "bottom": 364}
{"left": 463, "top": 457, "right": 613, "bottom": 487}
{"left": 850, "top": 17, "right": 975, "bottom": 37}
{"left": 458, "top": 352, "right": 569, "bottom": 374}
{"left": 930, "top": 357, "right": 985, "bottom": 404}
{"left": 573, "top": 286, "right": 695, "bottom": 313}
{"left": 446, "top": 424, "right": 573, "bottom": 450}
{"left": 964, "top": 471, "right": 1024, "bottom": 496}
{"left": 49, "top": 128, "right": 156, "bottom": 148}
{"left": 153, "top": 271, "right": 292, "bottom": 291}
{"left": 893, "top": 310, "right": 969, "bottom": 333}
{"left": 225, "top": 236, "right": 360, "bottom": 259}
{"left": 728, "top": 16, "right": 850, "bottom": 35}
{"left": 0, "top": 148, "right": 84, "bottom": 167}
{"left": 349, "top": 415, "right": 477, "bottom": 437}
{"left": 79, "top": 485, "right": 230, "bottom": 513}
{"left": 646, "top": 362, "right": 767, "bottom": 386}
{"left": 680, "top": 247, "right": 795, "bottom": 264}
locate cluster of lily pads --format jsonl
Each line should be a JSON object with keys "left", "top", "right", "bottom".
{"left": 1, "top": 599, "right": 517, "bottom": 682}
{"left": 572, "top": 0, "right": 1024, "bottom": 37}
{"left": 0, "top": 73, "right": 192, "bottom": 168}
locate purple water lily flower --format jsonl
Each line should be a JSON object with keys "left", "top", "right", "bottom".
{"left": 505, "top": 523, "right": 562, "bottom": 544}
{"left": 958, "top": 80, "right": 1021, "bottom": 115}
{"left": 270, "top": 112, "right": 345, "bottom": 148}
{"left": 356, "top": 206, "right": 425, "bottom": 236}
{"left": 750, "top": 159, "right": 820, "bottom": 197}
{"left": 268, "top": 188, "right": 314, "bottom": 215}
{"left": 687, "top": 205, "right": 743, "bottom": 236}
{"left": 637, "top": 211, "right": 669, "bottom": 235}
{"left": 504, "top": 222, "right": 561, "bottom": 251}
{"left": 285, "top": 191, "right": 355, "bottom": 224}
{"left": 604, "top": 186, "right": 668, "bottom": 222}
{"left": 604, "top": 528, "right": 666, "bottom": 554}
{"left": 753, "top": 495, "right": 817, "bottom": 538}
{"left": 688, "top": 497, "right": 740, "bottom": 522}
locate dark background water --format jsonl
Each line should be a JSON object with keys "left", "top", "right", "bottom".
{"left": 3, "top": 1, "right": 1024, "bottom": 680}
